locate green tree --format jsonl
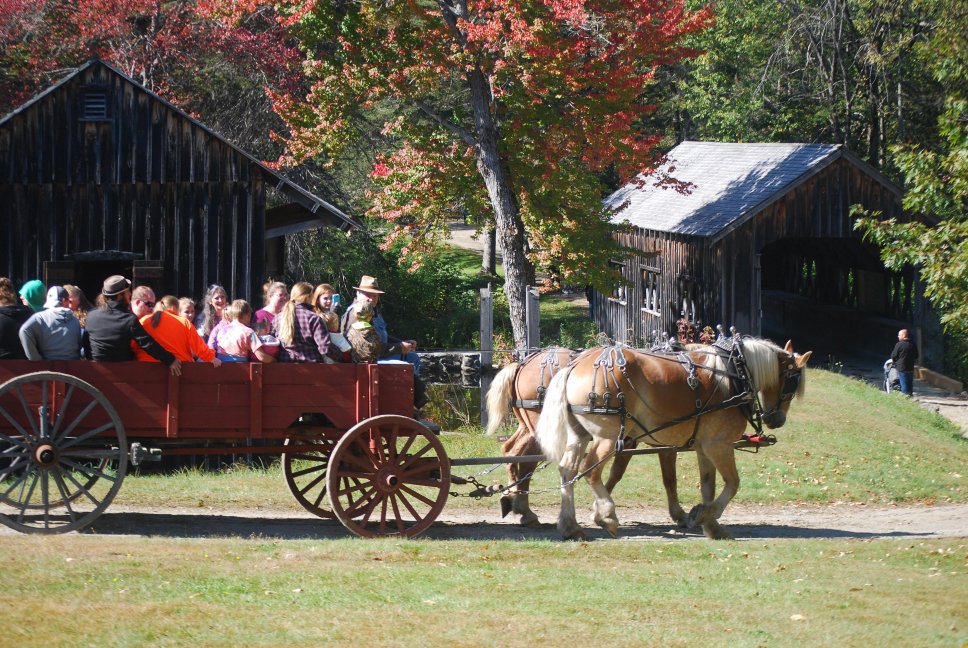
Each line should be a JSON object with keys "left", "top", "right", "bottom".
{"left": 854, "top": 0, "right": 967, "bottom": 375}
{"left": 674, "top": 0, "right": 945, "bottom": 171}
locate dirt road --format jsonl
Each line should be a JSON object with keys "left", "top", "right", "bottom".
{"left": 9, "top": 502, "right": 963, "bottom": 542}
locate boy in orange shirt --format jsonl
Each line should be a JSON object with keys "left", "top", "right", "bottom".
{"left": 135, "top": 295, "right": 221, "bottom": 366}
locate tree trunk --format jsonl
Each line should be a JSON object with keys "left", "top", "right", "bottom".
{"left": 467, "top": 67, "right": 532, "bottom": 347}
{"left": 482, "top": 226, "right": 496, "bottom": 276}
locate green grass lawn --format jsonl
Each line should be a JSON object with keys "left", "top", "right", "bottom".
{"left": 2, "top": 369, "right": 966, "bottom": 647}
{"left": 0, "top": 534, "right": 963, "bottom": 646}
{"left": 437, "top": 243, "right": 504, "bottom": 280}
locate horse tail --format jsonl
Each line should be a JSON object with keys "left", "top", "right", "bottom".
{"left": 484, "top": 362, "right": 518, "bottom": 436}
{"left": 535, "top": 365, "right": 574, "bottom": 464}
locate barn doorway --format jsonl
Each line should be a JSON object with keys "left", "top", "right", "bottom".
{"left": 759, "top": 237, "right": 911, "bottom": 367}
{"left": 73, "top": 261, "right": 133, "bottom": 300}
{"left": 45, "top": 252, "right": 160, "bottom": 304}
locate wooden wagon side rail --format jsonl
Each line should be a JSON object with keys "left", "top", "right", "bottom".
{"left": 0, "top": 360, "right": 415, "bottom": 441}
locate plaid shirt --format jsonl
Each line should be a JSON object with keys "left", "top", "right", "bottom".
{"left": 277, "top": 303, "right": 331, "bottom": 363}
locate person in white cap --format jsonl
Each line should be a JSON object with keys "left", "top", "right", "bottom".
{"left": 18, "top": 285, "right": 82, "bottom": 360}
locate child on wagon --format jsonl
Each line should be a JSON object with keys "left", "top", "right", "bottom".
{"left": 211, "top": 299, "right": 275, "bottom": 363}
{"left": 135, "top": 296, "right": 220, "bottom": 366}
{"left": 347, "top": 302, "right": 382, "bottom": 363}
{"left": 313, "top": 283, "right": 351, "bottom": 361}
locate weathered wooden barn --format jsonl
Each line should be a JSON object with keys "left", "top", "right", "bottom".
{"left": 592, "top": 141, "right": 940, "bottom": 366}
{"left": 0, "top": 59, "right": 357, "bottom": 304}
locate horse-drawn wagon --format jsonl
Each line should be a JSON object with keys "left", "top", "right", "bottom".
{"left": 0, "top": 332, "right": 810, "bottom": 540}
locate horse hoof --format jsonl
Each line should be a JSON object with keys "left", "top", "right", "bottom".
{"left": 519, "top": 513, "right": 541, "bottom": 528}
{"left": 687, "top": 504, "right": 707, "bottom": 528}
{"left": 600, "top": 518, "right": 619, "bottom": 538}
{"left": 670, "top": 508, "right": 688, "bottom": 528}
{"left": 703, "top": 521, "right": 732, "bottom": 540}
{"left": 560, "top": 524, "right": 586, "bottom": 541}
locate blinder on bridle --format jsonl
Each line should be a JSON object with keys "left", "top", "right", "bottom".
{"left": 766, "top": 355, "right": 803, "bottom": 416}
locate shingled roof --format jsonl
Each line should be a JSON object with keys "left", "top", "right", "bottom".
{"left": 605, "top": 141, "right": 899, "bottom": 242}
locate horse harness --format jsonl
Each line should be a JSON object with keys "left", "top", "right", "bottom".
{"left": 511, "top": 347, "right": 577, "bottom": 411}
{"left": 570, "top": 337, "right": 776, "bottom": 452}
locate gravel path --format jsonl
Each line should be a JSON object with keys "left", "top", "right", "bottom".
{"left": 7, "top": 502, "right": 963, "bottom": 542}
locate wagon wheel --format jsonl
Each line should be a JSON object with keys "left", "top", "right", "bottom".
{"left": 0, "top": 371, "right": 127, "bottom": 534}
{"left": 327, "top": 415, "right": 450, "bottom": 538}
{"left": 282, "top": 435, "right": 337, "bottom": 519}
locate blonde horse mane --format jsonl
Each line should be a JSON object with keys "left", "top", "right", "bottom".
{"left": 739, "top": 338, "right": 807, "bottom": 399}
{"left": 691, "top": 337, "right": 806, "bottom": 399}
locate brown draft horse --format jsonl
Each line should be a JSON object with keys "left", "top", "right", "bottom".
{"left": 486, "top": 346, "right": 686, "bottom": 529}
{"left": 535, "top": 337, "right": 811, "bottom": 540}
{"left": 485, "top": 347, "right": 578, "bottom": 526}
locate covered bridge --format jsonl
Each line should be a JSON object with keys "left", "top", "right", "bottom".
{"left": 592, "top": 141, "right": 940, "bottom": 366}
{"left": 0, "top": 59, "right": 358, "bottom": 304}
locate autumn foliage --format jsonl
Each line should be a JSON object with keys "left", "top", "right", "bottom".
{"left": 0, "top": 0, "right": 303, "bottom": 117}
{"left": 270, "top": 1, "right": 711, "bottom": 342}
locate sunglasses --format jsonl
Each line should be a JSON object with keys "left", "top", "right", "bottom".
{"left": 139, "top": 299, "right": 155, "bottom": 308}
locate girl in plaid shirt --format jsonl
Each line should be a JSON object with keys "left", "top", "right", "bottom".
{"left": 274, "top": 282, "right": 336, "bottom": 363}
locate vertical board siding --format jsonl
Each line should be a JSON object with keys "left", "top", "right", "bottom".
{"left": 596, "top": 155, "right": 908, "bottom": 344}
{"left": 0, "top": 63, "right": 268, "bottom": 303}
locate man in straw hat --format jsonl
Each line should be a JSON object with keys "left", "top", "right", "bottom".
{"left": 83, "top": 275, "right": 182, "bottom": 375}
{"left": 341, "top": 275, "right": 426, "bottom": 408}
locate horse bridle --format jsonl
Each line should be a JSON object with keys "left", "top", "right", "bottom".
{"left": 759, "top": 353, "right": 803, "bottom": 420}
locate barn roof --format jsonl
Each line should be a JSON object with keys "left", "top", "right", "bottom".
{"left": 605, "top": 141, "right": 901, "bottom": 242}
{"left": 0, "top": 59, "right": 361, "bottom": 232}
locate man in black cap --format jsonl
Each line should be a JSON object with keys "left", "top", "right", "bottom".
{"left": 83, "top": 275, "right": 182, "bottom": 375}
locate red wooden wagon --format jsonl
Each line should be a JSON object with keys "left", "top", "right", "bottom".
{"left": 0, "top": 361, "right": 456, "bottom": 538}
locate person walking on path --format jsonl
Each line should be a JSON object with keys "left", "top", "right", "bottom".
{"left": 890, "top": 328, "right": 919, "bottom": 396}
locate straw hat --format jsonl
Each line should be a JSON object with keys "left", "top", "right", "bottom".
{"left": 354, "top": 275, "right": 384, "bottom": 294}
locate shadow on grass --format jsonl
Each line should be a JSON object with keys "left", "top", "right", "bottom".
{"left": 78, "top": 511, "right": 936, "bottom": 542}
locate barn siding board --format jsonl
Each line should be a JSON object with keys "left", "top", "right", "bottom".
{"left": 595, "top": 144, "right": 929, "bottom": 360}
{"left": 1, "top": 60, "right": 354, "bottom": 302}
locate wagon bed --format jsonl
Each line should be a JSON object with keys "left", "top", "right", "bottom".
{"left": 0, "top": 361, "right": 456, "bottom": 537}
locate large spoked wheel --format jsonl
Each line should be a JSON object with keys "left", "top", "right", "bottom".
{"left": 327, "top": 415, "right": 450, "bottom": 538}
{"left": 282, "top": 435, "right": 337, "bottom": 519}
{"left": 0, "top": 372, "right": 127, "bottom": 534}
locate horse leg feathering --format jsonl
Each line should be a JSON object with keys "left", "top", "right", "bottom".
{"left": 583, "top": 438, "right": 620, "bottom": 537}
{"left": 500, "top": 428, "right": 541, "bottom": 527}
